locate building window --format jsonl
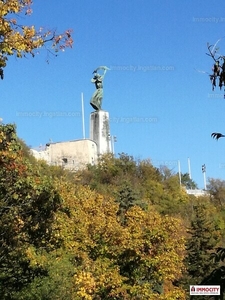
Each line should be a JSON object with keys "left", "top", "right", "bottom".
{"left": 62, "top": 158, "right": 68, "bottom": 164}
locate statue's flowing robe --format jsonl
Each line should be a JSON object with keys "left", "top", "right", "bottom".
{"left": 90, "top": 88, "right": 103, "bottom": 110}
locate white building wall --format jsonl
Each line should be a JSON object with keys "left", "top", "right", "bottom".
{"left": 30, "top": 149, "right": 50, "bottom": 161}
{"left": 31, "top": 139, "right": 97, "bottom": 170}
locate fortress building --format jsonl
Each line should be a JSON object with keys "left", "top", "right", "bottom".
{"left": 30, "top": 139, "right": 98, "bottom": 170}
{"left": 30, "top": 110, "right": 112, "bottom": 170}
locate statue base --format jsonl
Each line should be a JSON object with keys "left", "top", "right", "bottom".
{"left": 90, "top": 110, "right": 111, "bottom": 155}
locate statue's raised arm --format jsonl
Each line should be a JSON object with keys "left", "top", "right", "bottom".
{"left": 90, "top": 66, "right": 110, "bottom": 111}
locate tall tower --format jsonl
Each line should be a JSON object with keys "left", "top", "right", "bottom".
{"left": 90, "top": 110, "right": 111, "bottom": 154}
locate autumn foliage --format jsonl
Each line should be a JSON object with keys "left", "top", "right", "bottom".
{"left": 2, "top": 124, "right": 225, "bottom": 299}
{"left": 0, "top": 0, "right": 73, "bottom": 78}
{"left": 0, "top": 124, "right": 189, "bottom": 299}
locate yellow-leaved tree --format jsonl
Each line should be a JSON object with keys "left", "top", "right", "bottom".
{"left": 0, "top": 0, "right": 73, "bottom": 78}
{"left": 48, "top": 179, "right": 187, "bottom": 300}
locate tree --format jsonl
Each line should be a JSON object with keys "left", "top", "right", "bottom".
{"left": 198, "top": 247, "right": 225, "bottom": 300}
{"left": 0, "top": 124, "right": 188, "bottom": 299}
{"left": 206, "top": 39, "right": 225, "bottom": 97}
{"left": 194, "top": 266, "right": 225, "bottom": 300}
{"left": 0, "top": 124, "right": 62, "bottom": 298}
{"left": 115, "top": 180, "right": 144, "bottom": 224}
{"left": 0, "top": 0, "right": 73, "bottom": 78}
{"left": 185, "top": 203, "right": 220, "bottom": 286}
{"left": 154, "top": 168, "right": 189, "bottom": 216}
{"left": 76, "top": 155, "right": 191, "bottom": 218}
{"left": 181, "top": 173, "right": 198, "bottom": 190}
{"left": 119, "top": 206, "right": 186, "bottom": 299}
{"left": 207, "top": 178, "right": 225, "bottom": 208}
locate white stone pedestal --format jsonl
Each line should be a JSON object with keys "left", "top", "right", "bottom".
{"left": 90, "top": 110, "right": 111, "bottom": 155}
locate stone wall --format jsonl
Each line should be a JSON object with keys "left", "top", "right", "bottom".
{"left": 31, "top": 139, "right": 97, "bottom": 170}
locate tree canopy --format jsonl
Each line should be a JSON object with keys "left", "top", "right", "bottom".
{"left": 2, "top": 124, "right": 225, "bottom": 299}
{"left": 0, "top": 124, "right": 187, "bottom": 299}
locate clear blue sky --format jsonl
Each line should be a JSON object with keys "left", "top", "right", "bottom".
{"left": 2, "top": 0, "right": 225, "bottom": 189}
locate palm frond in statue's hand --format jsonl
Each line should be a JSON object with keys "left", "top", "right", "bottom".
{"left": 211, "top": 132, "right": 225, "bottom": 140}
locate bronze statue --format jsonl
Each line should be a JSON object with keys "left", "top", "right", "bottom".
{"left": 90, "top": 66, "right": 109, "bottom": 110}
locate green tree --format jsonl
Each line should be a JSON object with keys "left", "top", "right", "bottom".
{"left": 115, "top": 180, "right": 144, "bottom": 224}
{"left": 185, "top": 203, "right": 220, "bottom": 286}
{"left": 155, "top": 168, "right": 189, "bottom": 216}
{"left": 0, "top": 124, "right": 62, "bottom": 298}
{"left": 181, "top": 173, "right": 198, "bottom": 189}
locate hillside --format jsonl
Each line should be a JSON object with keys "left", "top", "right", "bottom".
{"left": 1, "top": 124, "right": 225, "bottom": 299}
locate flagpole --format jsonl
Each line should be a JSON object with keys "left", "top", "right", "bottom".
{"left": 178, "top": 160, "right": 181, "bottom": 186}
{"left": 188, "top": 157, "right": 192, "bottom": 179}
{"left": 81, "top": 92, "right": 85, "bottom": 139}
